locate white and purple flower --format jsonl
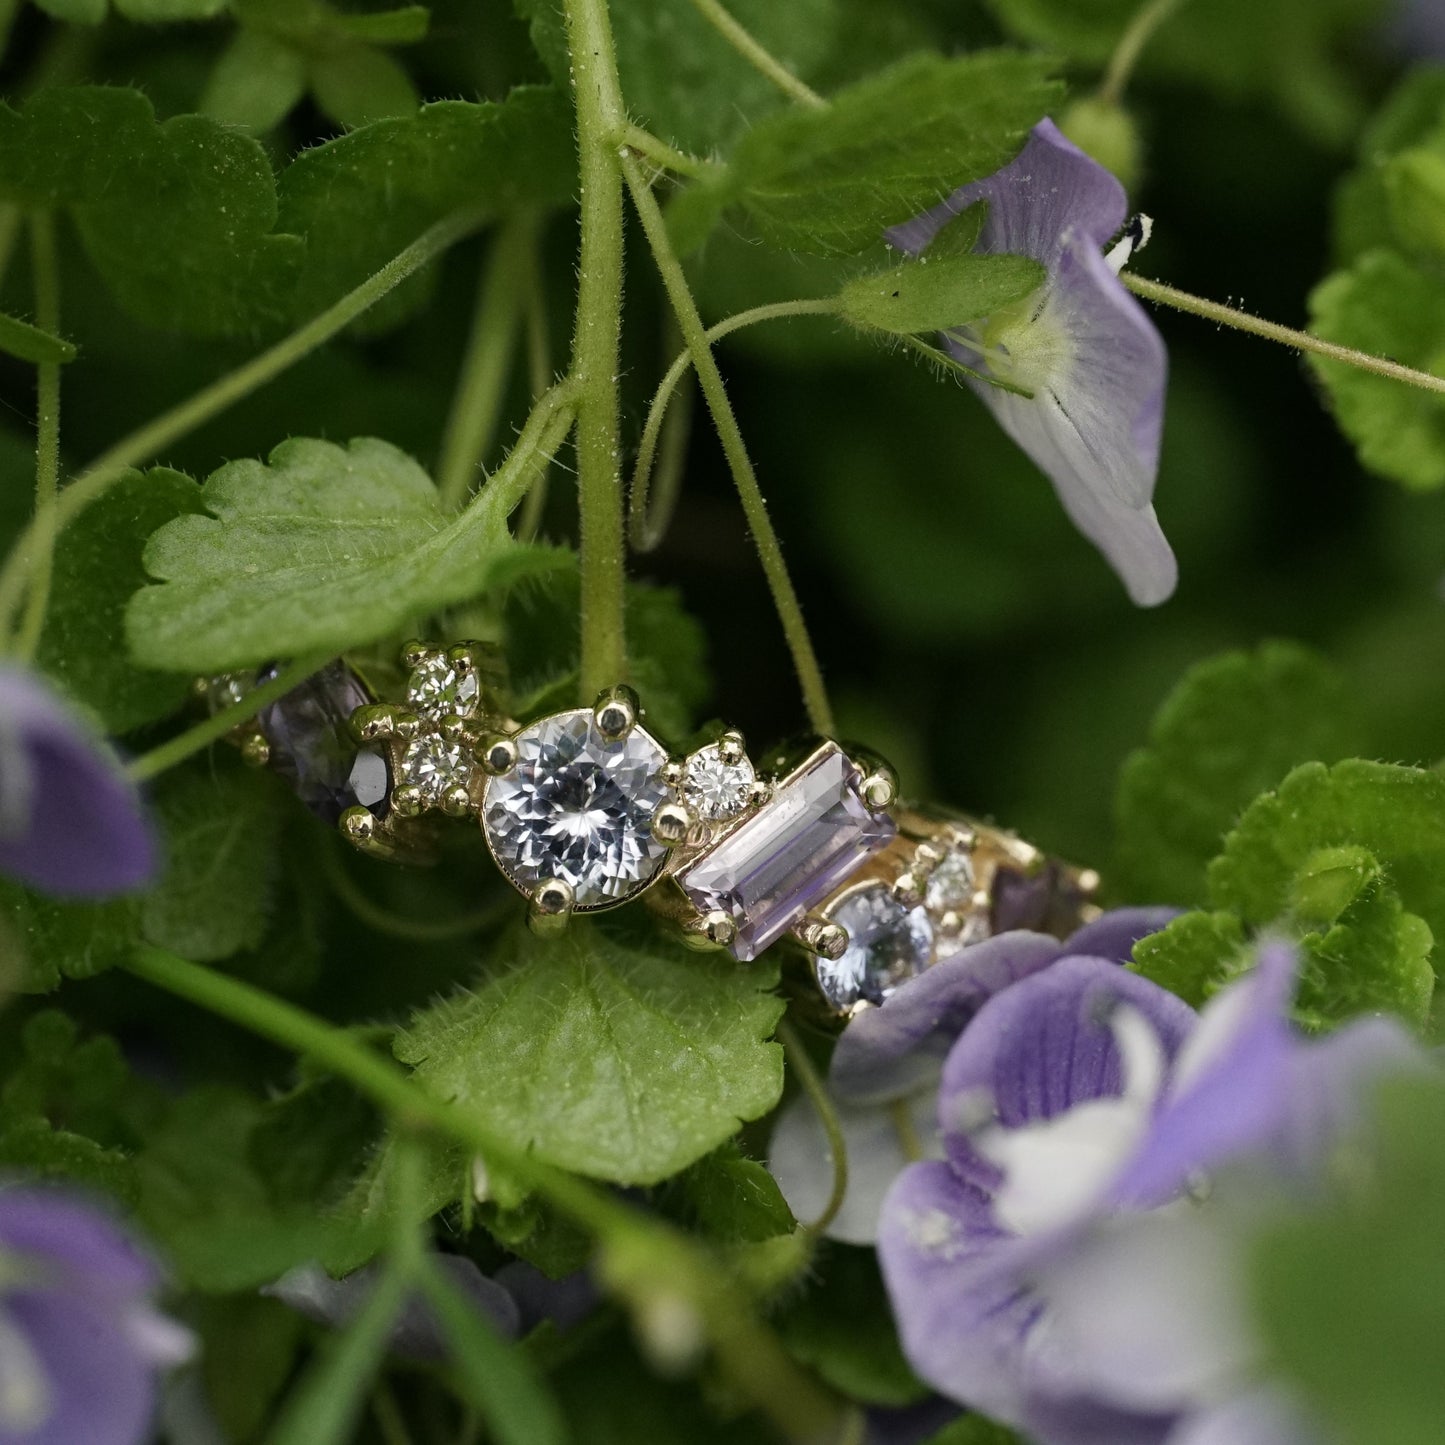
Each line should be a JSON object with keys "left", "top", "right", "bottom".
{"left": 0, "top": 667, "right": 155, "bottom": 896}
{"left": 873, "top": 941, "right": 1422, "bottom": 1445}
{"left": 0, "top": 1186, "right": 192, "bottom": 1445}
{"left": 889, "top": 120, "right": 1177, "bottom": 606}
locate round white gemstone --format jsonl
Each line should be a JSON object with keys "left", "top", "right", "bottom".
{"left": 925, "top": 850, "right": 977, "bottom": 914}
{"left": 206, "top": 674, "right": 250, "bottom": 714}
{"left": 407, "top": 655, "right": 480, "bottom": 719}
{"left": 683, "top": 744, "right": 755, "bottom": 821}
{"left": 483, "top": 709, "right": 670, "bottom": 909}
{"left": 401, "top": 733, "right": 471, "bottom": 804}
{"left": 816, "top": 885, "right": 933, "bottom": 1011}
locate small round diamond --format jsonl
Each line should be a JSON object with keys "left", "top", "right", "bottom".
{"left": 816, "top": 885, "right": 933, "bottom": 1011}
{"left": 483, "top": 709, "right": 671, "bottom": 909}
{"left": 401, "top": 733, "right": 471, "bottom": 805}
{"left": 205, "top": 674, "right": 249, "bottom": 714}
{"left": 407, "top": 655, "right": 480, "bottom": 720}
{"left": 682, "top": 744, "right": 755, "bottom": 822}
{"left": 925, "top": 850, "right": 976, "bottom": 914}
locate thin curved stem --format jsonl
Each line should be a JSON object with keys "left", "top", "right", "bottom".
{"left": 437, "top": 217, "right": 538, "bottom": 512}
{"left": 0, "top": 209, "right": 485, "bottom": 643}
{"left": 1123, "top": 272, "right": 1445, "bottom": 396}
{"left": 779, "top": 1020, "right": 849, "bottom": 1237}
{"left": 620, "top": 151, "right": 835, "bottom": 736}
{"left": 1099, "top": 0, "right": 1187, "bottom": 107}
{"left": 620, "top": 124, "right": 718, "bottom": 181}
{"left": 320, "top": 843, "right": 513, "bottom": 942}
{"left": 125, "top": 653, "right": 334, "bottom": 783}
{"left": 564, "top": 0, "right": 629, "bottom": 700}
{"left": 630, "top": 299, "right": 838, "bottom": 553}
{"left": 517, "top": 243, "right": 556, "bottom": 544}
{"left": 687, "top": 0, "right": 825, "bottom": 110}
{"left": 12, "top": 211, "right": 61, "bottom": 661}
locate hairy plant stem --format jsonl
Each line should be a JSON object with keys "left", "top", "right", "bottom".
{"left": 1099, "top": 0, "right": 1187, "bottom": 106}
{"left": 1123, "top": 272, "right": 1445, "bottom": 396}
{"left": 516, "top": 243, "right": 556, "bottom": 543}
{"left": 619, "top": 124, "right": 718, "bottom": 181}
{"left": 687, "top": 0, "right": 826, "bottom": 109}
{"left": 778, "top": 1020, "right": 849, "bottom": 1237}
{"left": 0, "top": 209, "right": 485, "bottom": 645}
{"left": 631, "top": 299, "right": 838, "bottom": 551}
{"left": 621, "top": 151, "right": 835, "bottom": 735}
{"left": 563, "top": 0, "right": 629, "bottom": 699}
{"left": 125, "top": 653, "right": 334, "bottom": 783}
{"left": 13, "top": 211, "right": 61, "bottom": 662}
{"left": 125, "top": 946, "right": 845, "bottom": 1443}
{"left": 437, "top": 216, "right": 539, "bottom": 512}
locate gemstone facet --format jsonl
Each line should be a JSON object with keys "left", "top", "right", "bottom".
{"left": 401, "top": 733, "right": 471, "bottom": 805}
{"left": 682, "top": 743, "right": 755, "bottom": 822}
{"left": 483, "top": 709, "right": 671, "bottom": 909}
{"left": 817, "top": 884, "right": 933, "bottom": 1010}
{"left": 925, "top": 850, "right": 976, "bottom": 914}
{"left": 407, "top": 655, "right": 480, "bottom": 720}
{"left": 677, "top": 743, "right": 895, "bottom": 961}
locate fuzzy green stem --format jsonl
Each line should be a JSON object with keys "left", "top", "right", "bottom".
{"left": 779, "top": 1020, "right": 849, "bottom": 1237}
{"left": 687, "top": 0, "right": 825, "bottom": 109}
{"left": 0, "top": 209, "right": 485, "bottom": 644}
{"left": 517, "top": 244, "right": 556, "bottom": 543}
{"left": 630, "top": 299, "right": 838, "bottom": 552}
{"left": 1099, "top": 0, "right": 1186, "bottom": 107}
{"left": 125, "top": 653, "right": 334, "bottom": 783}
{"left": 12, "top": 212, "right": 61, "bottom": 662}
{"left": 619, "top": 124, "right": 719, "bottom": 181}
{"left": 124, "top": 946, "right": 844, "bottom": 1442}
{"left": 621, "top": 151, "right": 835, "bottom": 735}
{"left": 1123, "top": 272, "right": 1445, "bottom": 396}
{"left": 437, "top": 217, "right": 538, "bottom": 512}
{"left": 564, "top": 0, "right": 630, "bottom": 699}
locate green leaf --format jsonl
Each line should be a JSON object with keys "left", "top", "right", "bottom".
{"left": 0, "top": 311, "right": 76, "bottom": 365}
{"left": 33, "top": 0, "right": 105, "bottom": 21}
{"left": 36, "top": 468, "right": 205, "bottom": 734}
{"left": 194, "top": 1296, "right": 305, "bottom": 1445}
{"left": 329, "top": 4, "right": 430, "bottom": 43}
{"left": 0, "top": 882, "right": 139, "bottom": 993}
{"left": 1208, "top": 760, "right": 1445, "bottom": 950}
{"left": 1250, "top": 1075, "right": 1445, "bottom": 1445}
{"left": 1308, "top": 250, "right": 1445, "bottom": 491}
{"left": 1385, "top": 142, "right": 1445, "bottom": 260}
{"left": 776, "top": 1244, "right": 929, "bottom": 1407}
{"left": 836, "top": 252, "right": 1043, "bottom": 336}
{"left": 128, "top": 436, "right": 563, "bottom": 673}
{"left": 394, "top": 918, "right": 784, "bottom": 1185}
{"left": 657, "top": 1143, "right": 795, "bottom": 1243}
{"left": 140, "top": 765, "right": 284, "bottom": 962}
{"left": 1128, "top": 910, "right": 1247, "bottom": 1009}
{"left": 200, "top": 30, "right": 309, "bottom": 134}
{"left": 0, "top": 1117, "right": 136, "bottom": 1199}
{"left": 712, "top": 51, "right": 1061, "bottom": 256}
{"left": 1114, "top": 643, "right": 1361, "bottom": 907}
{"left": 310, "top": 45, "right": 420, "bottom": 130}
{"left": 115, "top": 0, "right": 228, "bottom": 17}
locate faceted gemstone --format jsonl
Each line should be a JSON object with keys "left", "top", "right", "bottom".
{"left": 205, "top": 673, "right": 250, "bottom": 714}
{"left": 401, "top": 733, "right": 472, "bottom": 806}
{"left": 682, "top": 744, "right": 755, "bottom": 822}
{"left": 257, "top": 661, "right": 379, "bottom": 825}
{"left": 925, "top": 850, "right": 976, "bottom": 914}
{"left": 483, "top": 709, "right": 670, "bottom": 909}
{"left": 347, "top": 748, "right": 391, "bottom": 818}
{"left": 992, "top": 861, "right": 1089, "bottom": 937}
{"left": 677, "top": 743, "right": 896, "bottom": 962}
{"left": 817, "top": 884, "right": 933, "bottom": 1011}
{"left": 407, "top": 655, "right": 480, "bottom": 720}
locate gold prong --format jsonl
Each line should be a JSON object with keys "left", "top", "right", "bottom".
{"left": 1076, "top": 867, "right": 1102, "bottom": 897}
{"left": 651, "top": 800, "right": 692, "bottom": 845}
{"left": 593, "top": 684, "right": 639, "bottom": 740}
{"left": 681, "top": 910, "right": 737, "bottom": 951}
{"left": 717, "top": 729, "right": 746, "bottom": 766}
{"left": 338, "top": 805, "right": 400, "bottom": 860}
{"left": 441, "top": 784, "right": 472, "bottom": 818}
{"left": 971, "top": 888, "right": 992, "bottom": 912}
{"left": 661, "top": 760, "right": 685, "bottom": 790}
{"left": 394, "top": 713, "right": 423, "bottom": 742}
{"left": 913, "top": 841, "right": 945, "bottom": 876}
{"left": 946, "top": 825, "right": 978, "bottom": 852}
{"left": 239, "top": 731, "right": 270, "bottom": 768}
{"left": 352, "top": 703, "right": 403, "bottom": 743}
{"left": 479, "top": 733, "right": 519, "bottom": 776}
{"left": 528, "top": 878, "right": 574, "bottom": 935}
{"left": 745, "top": 779, "right": 772, "bottom": 809}
{"left": 190, "top": 676, "right": 211, "bottom": 701}
{"left": 447, "top": 645, "right": 476, "bottom": 676}
{"left": 401, "top": 639, "right": 431, "bottom": 668}
{"left": 938, "top": 910, "right": 964, "bottom": 937}
{"left": 892, "top": 872, "right": 923, "bottom": 907}
{"left": 859, "top": 767, "right": 897, "bottom": 811}
{"left": 795, "top": 918, "right": 847, "bottom": 960}
{"left": 440, "top": 713, "right": 483, "bottom": 745}
{"left": 392, "top": 783, "right": 426, "bottom": 819}
{"left": 1003, "top": 835, "right": 1042, "bottom": 869}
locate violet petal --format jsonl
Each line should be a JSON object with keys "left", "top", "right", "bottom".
{"left": 0, "top": 1189, "right": 161, "bottom": 1298}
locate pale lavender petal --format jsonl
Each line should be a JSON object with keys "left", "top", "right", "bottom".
{"left": 0, "top": 1189, "right": 160, "bottom": 1298}
{"left": 769, "top": 1089, "right": 942, "bottom": 1245}
{"left": 936, "top": 957, "right": 1195, "bottom": 1187}
{"left": 4, "top": 1291, "right": 155, "bottom": 1445}
{"left": 1165, "top": 1390, "right": 1322, "bottom": 1445}
{"left": 492, "top": 1261, "right": 597, "bottom": 1335}
{"left": 0, "top": 668, "right": 156, "bottom": 896}
{"left": 1056, "top": 907, "right": 1180, "bottom": 967}
{"left": 831, "top": 933, "right": 1067, "bottom": 1107}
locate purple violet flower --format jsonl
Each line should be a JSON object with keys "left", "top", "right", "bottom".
{"left": 874, "top": 941, "right": 1424, "bottom": 1445}
{"left": 769, "top": 909, "right": 1178, "bottom": 1244}
{"left": 0, "top": 1184, "right": 193, "bottom": 1445}
{"left": 888, "top": 120, "right": 1177, "bottom": 607}
{"left": 0, "top": 667, "right": 156, "bottom": 896}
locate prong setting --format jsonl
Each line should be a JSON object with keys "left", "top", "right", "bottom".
{"left": 681, "top": 910, "right": 738, "bottom": 951}
{"left": 479, "top": 733, "right": 518, "bottom": 776}
{"left": 593, "top": 684, "right": 639, "bottom": 739}
{"left": 651, "top": 800, "right": 693, "bottom": 846}
{"left": 795, "top": 918, "right": 848, "bottom": 960}
{"left": 528, "top": 878, "right": 575, "bottom": 935}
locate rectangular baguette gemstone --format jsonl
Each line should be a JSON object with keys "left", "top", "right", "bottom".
{"left": 678, "top": 742, "right": 896, "bottom": 961}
